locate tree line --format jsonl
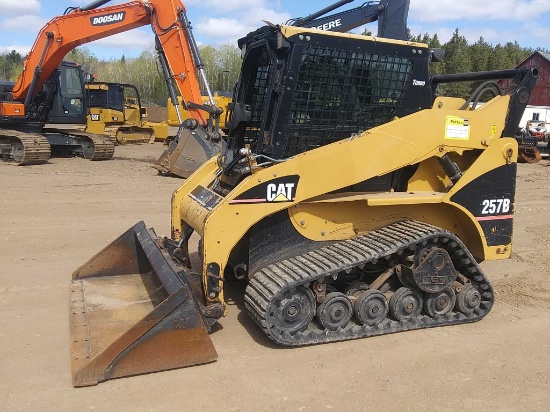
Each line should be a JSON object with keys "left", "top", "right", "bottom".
{"left": 409, "top": 29, "right": 548, "bottom": 98}
{"left": 1, "top": 28, "right": 548, "bottom": 104}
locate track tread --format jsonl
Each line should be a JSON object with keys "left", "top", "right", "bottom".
{"left": 244, "top": 220, "right": 494, "bottom": 346}
{"left": 67, "top": 130, "right": 115, "bottom": 160}
{"left": 0, "top": 131, "right": 51, "bottom": 164}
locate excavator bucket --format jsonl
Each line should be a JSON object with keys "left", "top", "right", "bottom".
{"left": 517, "top": 145, "right": 542, "bottom": 164}
{"left": 154, "top": 128, "right": 224, "bottom": 178}
{"left": 69, "top": 221, "right": 217, "bottom": 387}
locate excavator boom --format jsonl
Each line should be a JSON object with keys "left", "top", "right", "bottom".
{"left": 10, "top": 0, "right": 207, "bottom": 125}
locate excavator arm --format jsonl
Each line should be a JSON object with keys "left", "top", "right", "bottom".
{"left": 10, "top": 0, "right": 208, "bottom": 125}
{"left": 291, "top": 0, "right": 410, "bottom": 40}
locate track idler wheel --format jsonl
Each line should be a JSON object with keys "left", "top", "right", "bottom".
{"left": 115, "top": 130, "right": 126, "bottom": 145}
{"left": 455, "top": 283, "right": 481, "bottom": 314}
{"left": 423, "top": 287, "right": 456, "bottom": 317}
{"left": 353, "top": 290, "right": 389, "bottom": 326}
{"left": 389, "top": 287, "right": 423, "bottom": 321}
{"left": 316, "top": 292, "right": 352, "bottom": 331}
{"left": 267, "top": 286, "right": 315, "bottom": 334}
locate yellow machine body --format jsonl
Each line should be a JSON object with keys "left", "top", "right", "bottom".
{"left": 172, "top": 95, "right": 516, "bottom": 308}
{"left": 83, "top": 83, "right": 169, "bottom": 144}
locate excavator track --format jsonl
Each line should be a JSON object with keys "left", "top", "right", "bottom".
{"left": 244, "top": 220, "right": 494, "bottom": 346}
{"left": 83, "top": 133, "right": 115, "bottom": 160}
{"left": 0, "top": 130, "right": 51, "bottom": 165}
{"left": 44, "top": 128, "right": 115, "bottom": 160}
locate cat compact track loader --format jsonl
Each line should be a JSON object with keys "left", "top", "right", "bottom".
{"left": 69, "top": 0, "right": 537, "bottom": 387}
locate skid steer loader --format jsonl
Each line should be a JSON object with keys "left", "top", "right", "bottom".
{"left": 69, "top": 7, "right": 538, "bottom": 387}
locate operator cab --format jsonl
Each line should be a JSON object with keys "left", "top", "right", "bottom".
{"left": 221, "top": 25, "right": 435, "bottom": 189}
{"left": 47, "top": 61, "right": 87, "bottom": 124}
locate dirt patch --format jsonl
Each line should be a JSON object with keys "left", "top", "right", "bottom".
{"left": 0, "top": 148, "right": 549, "bottom": 411}
{"left": 144, "top": 105, "right": 167, "bottom": 122}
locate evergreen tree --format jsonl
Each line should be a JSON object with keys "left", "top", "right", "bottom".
{"left": 0, "top": 50, "right": 23, "bottom": 81}
{"left": 503, "top": 41, "right": 530, "bottom": 67}
{"left": 428, "top": 33, "right": 443, "bottom": 75}
{"left": 470, "top": 37, "right": 491, "bottom": 72}
{"left": 487, "top": 44, "right": 509, "bottom": 71}
{"left": 440, "top": 29, "right": 472, "bottom": 98}
{"left": 431, "top": 33, "right": 441, "bottom": 48}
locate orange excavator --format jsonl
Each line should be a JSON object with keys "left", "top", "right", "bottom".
{"left": 0, "top": 0, "right": 222, "bottom": 167}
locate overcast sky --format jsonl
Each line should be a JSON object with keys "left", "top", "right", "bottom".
{"left": 0, "top": 0, "right": 549, "bottom": 58}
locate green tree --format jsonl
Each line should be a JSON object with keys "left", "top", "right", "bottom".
{"left": 470, "top": 37, "right": 492, "bottom": 72}
{"left": 0, "top": 50, "right": 23, "bottom": 81}
{"left": 427, "top": 33, "right": 443, "bottom": 75}
{"left": 65, "top": 48, "right": 100, "bottom": 76}
{"left": 486, "top": 44, "right": 510, "bottom": 71}
{"left": 431, "top": 33, "right": 441, "bottom": 48}
{"left": 503, "top": 41, "right": 530, "bottom": 67}
{"left": 440, "top": 29, "right": 472, "bottom": 98}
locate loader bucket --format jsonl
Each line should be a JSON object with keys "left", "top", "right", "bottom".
{"left": 69, "top": 221, "right": 217, "bottom": 387}
{"left": 153, "top": 128, "right": 223, "bottom": 178}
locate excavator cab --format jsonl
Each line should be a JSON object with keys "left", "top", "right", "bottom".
{"left": 47, "top": 61, "right": 88, "bottom": 124}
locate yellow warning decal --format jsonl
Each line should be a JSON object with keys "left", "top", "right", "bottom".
{"left": 491, "top": 125, "right": 497, "bottom": 136}
{"left": 445, "top": 116, "right": 470, "bottom": 140}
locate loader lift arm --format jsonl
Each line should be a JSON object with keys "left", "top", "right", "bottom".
{"left": 9, "top": 0, "right": 209, "bottom": 126}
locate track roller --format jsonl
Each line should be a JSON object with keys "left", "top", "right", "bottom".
{"left": 353, "top": 290, "right": 389, "bottom": 326}
{"left": 455, "top": 283, "right": 481, "bottom": 314}
{"left": 316, "top": 292, "right": 352, "bottom": 331}
{"left": 423, "top": 288, "right": 456, "bottom": 316}
{"left": 389, "top": 287, "right": 423, "bottom": 321}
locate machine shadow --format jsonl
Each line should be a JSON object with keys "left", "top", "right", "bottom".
{"left": 223, "top": 279, "right": 284, "bottom": 350}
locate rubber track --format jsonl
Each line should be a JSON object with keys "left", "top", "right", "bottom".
{"left": 244, "top": 220, "right": 494, "bottom": 346}
{"left": 0, "top": 131, "right": 51, "bottom": 165}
